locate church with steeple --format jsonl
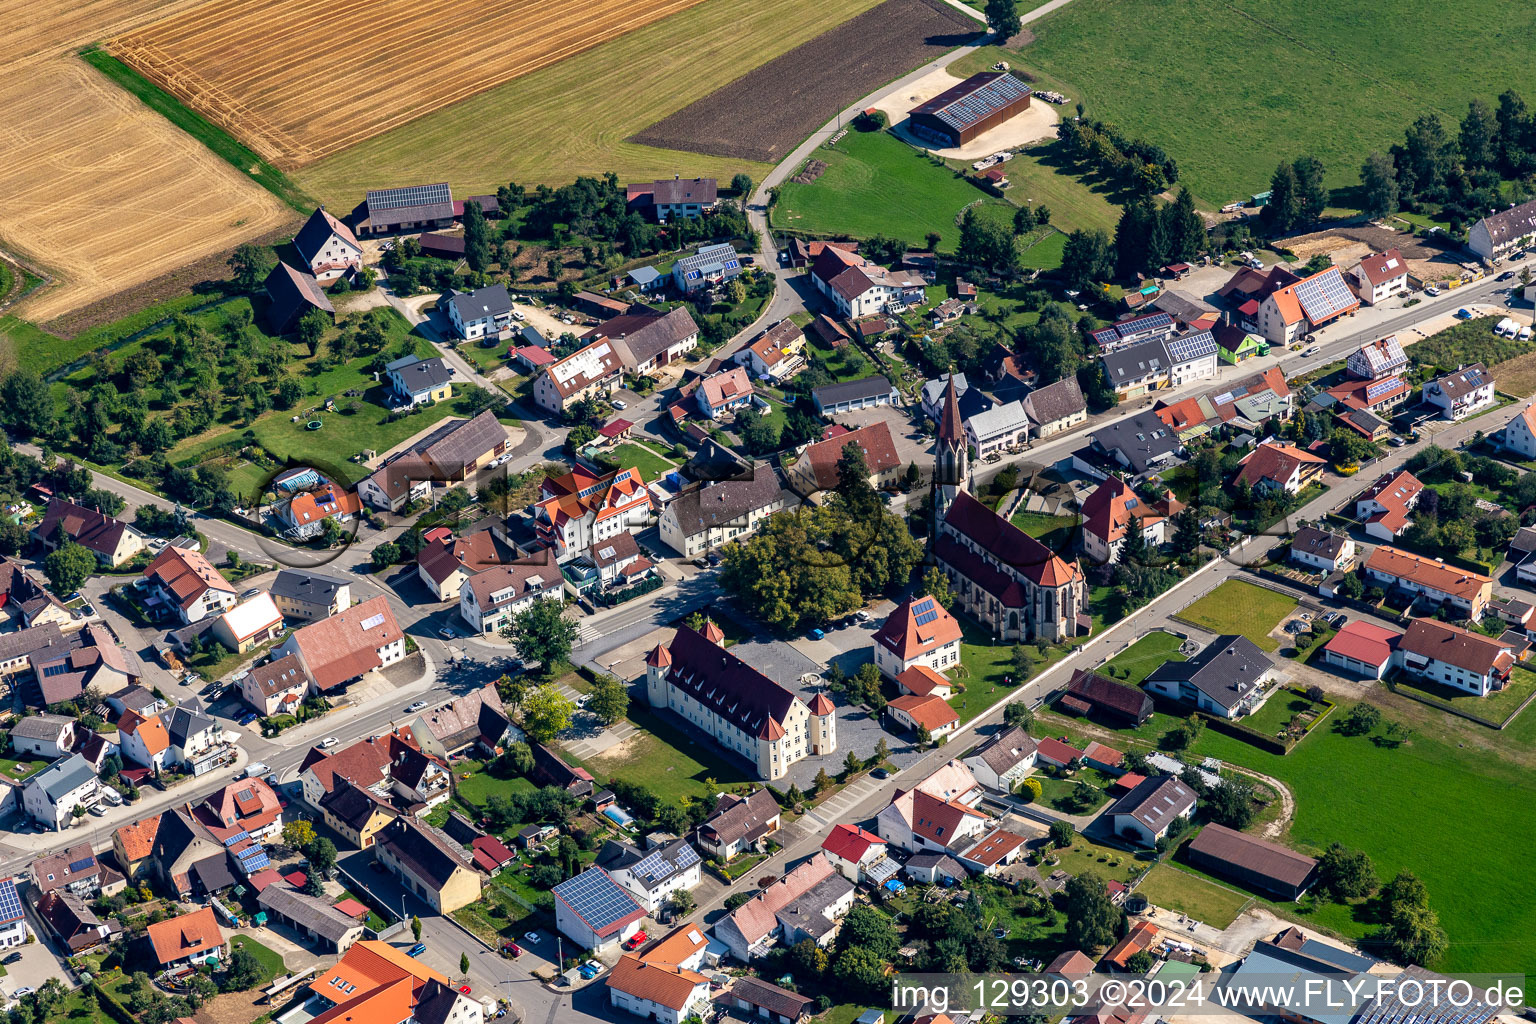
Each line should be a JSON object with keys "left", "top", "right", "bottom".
{"left": 928, "top": 377, "right": 1087, "bottom": 642}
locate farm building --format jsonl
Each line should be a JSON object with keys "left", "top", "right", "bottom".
{"left": 353, "top": 182, "right": 454, "bottom": 237}
{"left": 626, "top": 177, "right": 719, "bottom": 223}
{"left": 263, "top": 262, "right": 334, "bottom": 334}
{"left": 1186, "top": 823, "right": 1318, "bottom": 900}
{"left": 417, "top": 233, "right": 465, "bottom": 260}
{"left": 907, "top": 72, "right": 1032, "bottom": 148}
{"left": 291, "top": 208, "right": 362, "bottom": 282}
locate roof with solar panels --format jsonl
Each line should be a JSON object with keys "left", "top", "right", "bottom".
{"left": 1425, "top": 361, "right": 1492, "bottom": 402}
{"left": 874, "top": 594, "right": 963, "bottom": 660}
{"left": 553, "top": 866, "right": 646, "bottom": 939}
{"left": 909, "top": 72, "right": 1032, "bottom": 132}
{"left": 1268, "top": 265, "right": 1360, "bottom": 328}
{"left": 363, "top": 182, "right": 454, "bottom": 229}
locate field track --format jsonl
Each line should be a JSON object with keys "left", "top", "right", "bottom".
{"left": 111, "top": 0, "right": 717, "bottom": 168}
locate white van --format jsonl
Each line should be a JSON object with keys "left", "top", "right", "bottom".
{"left": 243, "top": 762, "right": 269, "bottom": 780}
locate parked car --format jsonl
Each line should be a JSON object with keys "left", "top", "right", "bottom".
{"left": 13, "top": 988, "right": 33, "bottom": 999}
{"left": 319, "top": 736, "right": 338, "bottom": 748}
{"left": 1498, "top": 271, "right": 1515, "bottom": 281}
{"left": 1389, "top": 436, "right": 1406, "bottom": 447}
{"left": 408, "top": 943, "right": 427, "bottom": 958}
{"left": 238, "top": 711, "right": 259, "bottom": 726}
{"left": 872, "top": 768, "right": 889, "bottom": 779}
{"left": 1455, "top": 308, "right": 1474, "bottom": 319}
{"left": 856, "top": 610, "right": 871, "bottom": 621}
{"left": 2, "top": 952, "right": 21, "bottom": 965}
{"left": 1302, "top": 345, "right": 1319, "bottom": 356}
{"left": 1424, "top": 285, "right": 1441, "bottom": 296}
{"left": 500, "top": 942, "right": 522, "bottom": 959}
{"left": 809, "top": 628, "right": 825, "bottom": 640}
{"left": 438, "top": 628, "right": 457, "bottom": 640}
{"left": 241, "top": 588, "right": 262, "bottom": 599}
{"left": 1326, "top": 612, "right": 1347, "bottom": 629}
{"left": 524, "top": 931, "right": 541, "bottom": 943}
{"left": 612, "top": 399, "right": 627, "bottom": 410}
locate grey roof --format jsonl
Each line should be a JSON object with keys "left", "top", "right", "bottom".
{"left": 666, "top": 462, "right": 783, "bottom": 538}
{"left": 1474, "top": 197, "right": 1536, "bottom": 249}
{"left": 923, "top": 373, "right": 969, "bottom": 407}
{"left": 812, "top": 375, "right": 894, "bottom": 408}
{"left": 387, "top": 354, "right": 454, "bottom": 393}
{"left": 904, "top": 852, "right": 968, "bottom": 880}
{"left": 774, "top": 872, "right": 855, "bottom": 940}
{"left": 420, "top": 410, "right": 507, "bottom": 473}
{"left": 28, "top": 753, "right": 97, "bottom": 802}
{"left": 111, "top": 685, "right": 160, "bottom": 712}
{"left": 1220, "top": 942, "right": 1362, "bottom": 1024}
{"left": 292, "top": 208, "right": 357, "bottom": 265}
{"left": 591, "top": 306, "right": 700, "bottom": 368}
{"left": 364, "top": 182, "right": 454, "bottom": 228}
{"left": 1152, "top": 289, "right": 1218, "bottom": 322}
{"left": 969, "top": 725, "right": 1037, "bottom": 776}
{"left": 629, "top": 266, "right": 662, "bottom": 286}
{"left": 623, "top": 839, "right": 700, "bottom": 889}
{"left": 1108, "top": 775, "right": 1196, "bottom": 833}
{"left": 413, "top": 980, "right": 465, "bottom": 1024}
{"left": 1022, "top": 376, "right": 1086, "bottom": 426}
{"left": 10, "top": 714, "right": 74, "bottom": 741}
{"left": 1147, "top": 633, "right": 1273, "bottom": 710}
{"left": 264, "top": 262, "right": 333, "bottom": 332}
{"left": 1102, "top": 336, "right": 1170, "bottom": 383}
{"left": 1291, "top": 525, "right": 1348, "bottom": 561}
{"left": 257, "top": 883, "right": 361, "bottom": 943}
{"left": 965, "top": 400, "right": 1028, "bottom": 440}
{"left": 651, "top": 178, "right": 718, "bottom": 206}
{"left": 165, "top": 706, "right": 216, "bottom": 747}
{"left": 190, "top": 854, "right": 236, "bottom": 894}
{"left": 1091, "top": 408, "right": 1182, "bottom": 474}
{"left": 1426, "top": 362, "right": 1491, "bottom": 401}
{"left": 319, "top": 777, "right": 399, "bottom": 831}
{"left": 270, "top": 570, "right": 347, "bottom": 606}
{"left": 701, "top": 788, "right": 780, "bottom": 845}
{"left": 447, "top": 284, "right": 513, "bottom": 323}
{"left": 245, "top": 653, "right": 312, "bottom": 699}
{"left": 1164, "top": 329, "right": 1218, "bottom": 364}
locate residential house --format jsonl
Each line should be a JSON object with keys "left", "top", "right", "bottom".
{"left": 239, "top": 653, "right": 313, "bottom": 716}
{"left": 894, "top": 664, "right": 954, "bottom": 700}
{"left": 407, "top": 683, "right": 515, "bottom": 761}
{"left": 140, "top": 546, "right": 237, "bottom": 624}
{"left": 784, "top": 422, "right": 900, "bottom": 498}
{"left": 1289, "top": 526, "right": 1354, "bottom": 572}
{"left": 1234, "top": 441, "right": 1326, "bottom": 495}
{"left": 258, "top": 883, "right": 366, "bottom": 953}
{"left": 33, "top": 843, "right": 104, "bottom": 898}
{"left": 810, "top": 375, "right": 897, "bottom": 416}
{"left": 1322, "top": 620, "right": 1401, "bottom": 680}
{"left": 1347, "top": 250, "right": 1409, "bottom": 305}
{"left": 113, "top": 815, "right": 162, "bottom": 881}
{"left": 0, "top": 561, "right": 73, "bottom": 630}
{"left": 644, "top": 625, "right": 835, "bottom": 780}
{"left": 457, "top": 548, "right": 562, "bottom": 635}
{"left": 1080, "top": 476, "right": 1172, "bottom": 564}
{"left": 886, "top": 693, "right": 959, "bottom": 739}
{"left": 1354, "top": 470, "right": 1423, "bottom": 541}
{"left": 786, "top": 239, "right": 859, "bottom": 270}
{"left": 809, "top": 248, "right": 926, "bottom": 318}
{"left": 671, "top": 243, "right": 742, "bottom": 294}
{"left": 1034, "top": 736, "right": 1085, "bottom": 769}
{"left": 628, "top": 177, "right": 719, "bottom": 222}
{"left": 658, "top": 462, "right": 786, "bottom": 557}
{"left": 1021, "top": 376, "right": 1088, "bottom": 438}
{"left": 1215, "top": 326, "right": 1266, "bottom": 364}
{"left": 1090, "top": 311, "right": 1179, "bottom": 353}
{"left": 554, "top": 866, "right": 646, "bottom": 950}
{"left": 199, "top": 777, "right": 283, "bottom": 843}
{"left": 415, "top": 528, "right": 503, "bottom": 601}
{"left": 712, "top": 853, "right": 854, "bottom": 961}
{"left": 374, "top": 816, "right": 482, "bottom": 914}
{"left": 269, "top": 570, "right": 352, "bottom": 622}
{"left": 933, "top": 491, "right": 1086, "bottom": 642}
{"left": 1335, "top": 405, "right": 1392, "bottom": 441}
{"left": 9, "top": 714, "right": 75, "bottom": 760}
{"left": 264, "top": 262, "right": 334, "bottom": 334}
{"left": 1255, "top": 266, "right": 1359, "bottom": 346}
{"left": 1467, "top": 198, "right": 1536, "bottom": 262}
{"left": 1207, "top": 366, "right": 1294, "bottom": 427}
{"left": 31, "top": 498, "right": 145, "bottom": 567}
{"left": 734, "top": 320, "right": 806, "bottom": 381}
{"left": 385, "top": 355, "right": 454, "bottom": 407}
{"left": 966, "top": 401, "right": 1030, "bottom": 458}
{"left": 272, "top": 595, "right": 405, "bottom": 693}
{"left": 145, "top": 906, "right": 225, "bottom": 972}
{"left": 695, "top": 367, "right": 756, "bottom": 420}
{"left": 24, "top": 624, "right": 139, "bottom": 708}
{"left": 1089, "top": 410, "right": 1183, "bottom": 478}
{"left": 820, "top": 824, "right": 889, "bottom": 884}
{"left": 304, "top": 942, "right": 475, "bottom": 1024}
{"left": 626, "top": 266, "right": 664, "bottom": 294}
{"left": 873, "top": 761, "right": 984, "bottom": 853}
{"left": 1154, "top": 393, "right": 1220, "bottom": 442}
{"left": 23, "top": 754, "right": 99, "bottom": 830}
{"left": 1145, "top": 634, "right": 1275, "bottom": 719}
{"left": 382, "top": 738, "right": 451, "bottom": 811}
{"left": 165, "top": 705, "right": 226, "bottom": 775}
{"left": 534, "top": 464, "right": 652, "bottom": 563}
{"left": 1393, "top": 618, "right": 1521, "bottom": 697}
{"left": 1498, "top": 403, "right": 1536, "bottom": 459}
{"left": 873, "top": 594, "right": 962, "bottom": 679}
{"left": 597, "top": 837, "right": 702, "bottom": 912}
{"left": 36, "top": 891, "right": 107, "bottom": 953}
{"left": 1322, "top": 375, "right": 1412, "bottom": 420}
{"left": 210, "top": 593, "right": 284, "bottom": 653}
{"left": 276, "top": 484, "right": 361, "bottom": 540}
{"left": 1100, "top": 331, "right": 1218, "bottom": 399}
{"left": 695, "top": 788, "right": 781, "bottom": 862}
{"left": 1346, "top": 336, "right": 1408, "bottom": 379}
{"left": 1059, "top": 668, "right": 1154, "bottom": 726}
{"left": 292, "top": 207, "right": 362, "bottom": 281}
{"left": 299, "top": 733, "right": 390, "bottom": 809}
{"left": 1364, "top": 546, "right": 1493, "bottom": 621}
{"left": 954, "top": 827, "right": 1030, "bottom": 877}
{"left": 117, "top": 709, "right": 171, "bottom": 769}
{"left": 962, "top": 725, "right": 1037, "bottom": 792}
{"left": 607, "top": 926, "right": 711, "bottom": 1024}
{"left": 582, "top": 305, "right": 701, "bottom": 374}
{"left": 445, "top": 284, "right": 514, "bottom": 341}
{"left": 1107, "top": 776, "right": 1195, "bottom": 847}
{"left": 903, "top": 852, "right": 968, "bottom": 886}
{"left": 1422, "top": 363, "right": 1495, "bottom": 420}
{"left": 356, "top": 411, "right": 510, "bottom": 511}
{"left": 532, "top": 338, "right": 623, "bottom": 414}
{"left": 319, "top": 777, "right": 400, "bottom": 849}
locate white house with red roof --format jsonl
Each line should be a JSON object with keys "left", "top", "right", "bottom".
{"left": 117, "top": 710, "right": 171, "bottom": 770}
{"left": 874, "top": 761, "right": 986, "bottom": 853}
{"left": 532, "top": 465, "right": 651, "bottom": 562}
{"left": 695, "top": 366, "right": 756, "bottom": 420}
{"left": 1364, "top": 546, "right": 1493, "bottom": 621}
{"left": 820, "top": 824, "right": 888, "bottom": 883}
{"left": 1080, "top": 476, "right": 1177, "bottom": 564}
{"left": 457, "top": 549, "right": 562, "bottom": 635}
{"left": 1234, "top": 442, "right": 1326, "bottom": 495}
{"left": 415, "top": 527, "right": 503, "bottom": 601}
{"left": 139, "top": 546, "right": 237, "bottom": 624}
{"left": 734, "top": 319, "right": 806, "bottom": 382}
{"left": 1347, "top": 249, "right": 1409, "bottom": 305}
{"left": 1394, "top": 618, "right": 1523, "bottom": 696}
{"left": 1346, "top": 336, "right": 1408, "bottom": 379}
{"left": 1322, "top": 620, "right": 1400, "bottom": 679}
{"left": 291, "top": 207, "right": 363, "bottom": 282}
{"left": 1498, "top": 402, "right": 1536, "bottom": 459}
{"left": 872, "top": 594, "right": 962, "bottom": 679}
{"left": 1353, "top": 469, "right": 1422, "bottom": 541}
{"left": 895, "top": 664, "right": 955, "bottom": 700}
{"left": 607, "top": 925, "right": 710, "bottom": 1024}
{"left": 273, "top": 595, "right": 404, "bottom": 693}
{"left": 809, "top": 247, "right": 926, "bottom": 318}
{"left": 886, "top": 693, "right": 959, "bottom": 739}
{"left": 1034, "top": 736, "right": 1085, "bottom": 769}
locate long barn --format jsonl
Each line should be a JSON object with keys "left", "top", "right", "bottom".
{"left": 907, "top": 71, "right": 1032, "bottom": 148}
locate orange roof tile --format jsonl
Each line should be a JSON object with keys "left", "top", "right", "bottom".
{"left": 889, "top": 693, "right": 959, "bottom": 732}
{"left": 874, "top": 594, "right": 962, "bottom": 661}
{"left": 115, "top": 814, "right": 162, "bottom": 862}
{"left": 145, "top": 906, "right": 224, "bottom": 966}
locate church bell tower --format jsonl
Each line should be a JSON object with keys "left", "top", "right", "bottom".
{"left": 932, "top": 372, "right": 968, "bottom": 534}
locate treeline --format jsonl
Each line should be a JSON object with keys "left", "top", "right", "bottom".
{"left": 1056, "top": 115, "right": 1180, "bottom": 198}
{"left": 1112, "top": 188, "right": 1207, "bottom": 279}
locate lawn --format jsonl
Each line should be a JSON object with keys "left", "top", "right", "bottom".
{"left": 1393, "top": 664, "right": 1536, "bottom": 726}
{"left": 1135, "top": 862, "right": 1250, "bottom": 929}
{"left": 454, "top": 769, "right": 536, "bottom": 811}
{"left": 956, "top": 0, "right": 1536, "bottom": 208}
{"left": 775, "top": 129, "right": 1010, "bottom": 249}
{"left": 1036, "top": 771, "right": 1112, "bottom": 814}
{"left": 1175, "top": 579, "right": 1296, "bottom": 652}
{"left": 951, "top": 622, "right": 1080, "bottom": 726}
{"left": 1240, "top": 689, "right": 1332, "bottom": 741}
{"left": 0, "top": 754, "right": 45, "bottom": 783}
{"left": 297, "top": 0, "right": 885, "bottom": 205}
{"left": 229, "top": 934, "right": 287, "bottom": 985}
{"left": 336, "top": 890, "right": 390, "bottom": 932}
{"left": 1010, "top": 511, "right": 1078, "bottom": 550}
{"left": 1188, "top": 715, "right": 1536, "bottom": 975}
{"left": 1102, "top": 630, "right": 1186, "bottom": 686}
{"left": 607, "top": 442, "right": 679, "bottom": 480}
{"left": 575, "top": 704, "right": 753, "bottom": 807}
{"left": 1044, "top": 838, "right": 1145, "bottom": 885}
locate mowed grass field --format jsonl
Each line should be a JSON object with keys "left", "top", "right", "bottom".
{"left": 297, "top": 0, "right": 885, "bottom": 205}
{"left": 979, "top": 0, "right": 1536, "bottom": 207}
{"left": 1175, "top": 579, "right": 1295, "bottom": 652}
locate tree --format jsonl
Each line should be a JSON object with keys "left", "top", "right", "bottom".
{"left": 1060, "top": 229, "right": 1112, "bottom": 290}
{"left": 1376, "top": 871, "right": 1445, "bottom": 966}
{"left": 832, "top": 945, "right": 888, "bottom": 1000}
{"left": 1004, "top": 701, "right": 1035, "bottom": 729}
{"left": 227, "top": 243, "right": 273, "bottom": 292}
{"left": 43, "top": 542, "right": 95, "bottom": 595}
{"left": 925, "top": 231, "right": 942, "bottom": 251}
{"left": 412, "top": 915, "right": 423, "bottom": 942}
{"left": 730, "top": 172, "right": 754, "bottom": 198}
{"left": 521, "top": 684, "right": 575, "bottom": 742}
{"left": 506, "top": 598, "right": 578, "bottom": 674}
{"left": 462, "top": 200, "right": 491, "bottom": 271}
{"left": 0, "top": 369, "right": 55, "bottom": 439}
{"left": 1064, "top": 872, "right": 1123, "bottom": 950}
{"left": 1166, "top": 187, "right": 1206, "bottom": 261}
{"left": 1459, "top": 98, "right": 1498, "bottom": 168}
{"left": 296, "top": 308, "right": 329, "bottom": 354}
{"left": 922, "top": 565, "right": 954, "bottom": 609}
{"left": 836, "top": 903, "right": 899, "bottom": 960}
{"left": 1013, "top": 204, "right": 1037, "bottom": 235}
{"left": 984, "top": 0, "right": 1021, "bottom": 38}
{"left": 1398, "top": 113, "right": 1454, "bottom": 198}
{"left": 460, "top": 952, "right": 471, "bottom": 978}
{"left": 305, "top": 837, "right": 337, "bottom": 878}
{"left": 1203, "top": 777, "right": 1257, "bottom": 830}
{"left": 1261, "top": 161, "right": 1300, "bottom": 234}
{"left": 1340, "top": 702, "right": 1382, "bottom": 736}
{"left": 1125, "top": 950, "right": 1156, "bottom": 974}
{"left": 1360, "top": 151, "right": 1400, "bottom": 218}
{"left": 790, "top": 937, "right": 829, "bottom": 977}
{"left": 1317, "top": 843, "right": 1378, "bottom": 901}
{"left": 370, "top": 541, "right": 400, "bottom": 570}
{"left": 1049, "top": 820, "right": 1075, "bottom": 848}
{"left": 1293, "top": 155, "right": 1327, "bottom": 225}
{"left": 224, "top": 946, "right": 263, "bottom": 990}
{"left": 1114, "top": 198, "right": 1157, "bottom": 280}
{"left": 281, "top": 820, "right": 315, "bottom": 851}
{"left": 587, "top": 674, "right": 629, "bottom": 725}
{"left": 957, "top": 206, "right": 1019, "bottom": 273}
{"left": 1339, "top": 571, "right": 1365, "bottom": 599}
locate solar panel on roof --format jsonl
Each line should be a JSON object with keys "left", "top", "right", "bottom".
{"left": 1117, "top": 312, "right": 1171, "bottom": 339}
{"left": 555, "top": 870, "right": 641, "bottom": 932}
{"left": 224, "top": 830, "right": 252, "bottom": 847}
{"left": 1293, "top": 269, "right": 1355, "bottom": 323}
{"left": 238, "top": 848, "right": 271, "bottom": 872}
{"left": 1365, "top": 378, "right": 1402, "bottom": 402}
{"left": 0, "top": 880, "right": 21, "bottom": 924}
{"left": 367, "top": 183, "right": 451, "bottom": 212}
{"left": 1165, "top": 330, "right": 1215, "bottom": 362}
{"left": 360, "top": 612, "right": 386, "bottom": 630}
{"left": 67, "top": 856, "right": 95, "bottom": 874}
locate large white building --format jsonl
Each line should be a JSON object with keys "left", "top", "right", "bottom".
{"left": 657, "top": 462, "right": 786, "bottom": 557}
{"left": 644, "top": 625, "right": 834, "bottom": 781}
{"left": 872, "top": 594, "right": 962, "bottom": 679}
{"left": 808, "top": 247, "right": 926, "bottom": 317}
{"left": 291, "top": 208, "right": 363, "bottom": 282}
{"left": 457, "top": 550, "right": 563, "bottom": 635}
{"left": 607, "top": 927, "right": 710, "bottom": 1024}
{"left": 532, "top": 465, "right": 652, "bottom": 562}
{"left": 532, "top": 339, "right": 623, "bottom": 414}
{"left": 1500, "top": 404, "right": 1536, "bottom": 459}
{"left": 1467, "top": 198, "right": 1536, "bottom": 262}
{"left": 445, "top": 284, "right": 514, "bottom": 341}
{"left": 1347, "top": 249, "right": 1409, "bottom": 305}
{"left": 1394, "top": 619, "right": 1521, "bottom": 696}
{"left": 1422, "top": 363, "right": 1495, "bottom": 420}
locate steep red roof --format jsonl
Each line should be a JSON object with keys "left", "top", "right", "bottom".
{"left": 1082, "top": 476, "right": 1166, "bottom": 546}
{"left": 1234, "top": 442, "right": 1325, "bottom": 489}
{"left": 937, "top": 374, "right": 965, "bottom": 445}
{"left": 797, "top": 421, "right": 900, "bottom": 491}
{"left": 1322, "top": 620, "right": 1400, "bottom": 669}
{"left": 889, "top": 693, "right": 959, "bottom": 732}
{"left": 821, "top": 823, "right": 884, "bottom": 864}
{"left": 874, "top": 594, "right": 962, "bottom": 661}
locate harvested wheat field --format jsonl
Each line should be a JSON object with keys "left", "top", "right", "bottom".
{"left": 0, "top": 59, "right": 293, "bottom": 321}
{"left": 111, "top": 0, "right": 719, "bottom": 168}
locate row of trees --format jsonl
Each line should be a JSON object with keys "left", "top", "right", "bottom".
{"left": 1112, "top": 189, "right": 1209, "bottom": 285}
{"left": 1056, "top": 116, "right": 1181, "bottom": 200}
{"left": 1259, "top": 155, "right": 1329, "bottom": 236}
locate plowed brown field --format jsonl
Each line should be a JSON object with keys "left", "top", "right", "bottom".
{"left": 111, "top": 0, "right": 718, "bottom": 169}
{"left": 0, "top": 0, "right": 293, "bottom": 321}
